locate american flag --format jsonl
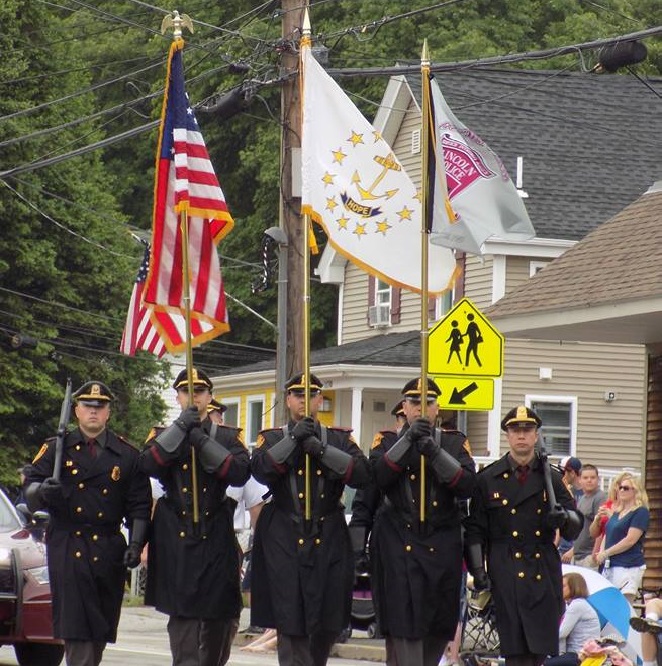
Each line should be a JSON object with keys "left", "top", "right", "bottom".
{"left": 120, "top": 243, "right": 166, "bottom": 357}
{"left": 143, "top": 38, "right": 233, "bottom": 353}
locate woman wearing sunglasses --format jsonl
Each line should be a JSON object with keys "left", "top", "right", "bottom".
{"left": 594, "top": 473, "right": 649, "bottom": 604}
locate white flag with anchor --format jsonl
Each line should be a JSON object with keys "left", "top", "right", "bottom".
{"left": 300, "top": 44, "right": 459, "bottom": 295}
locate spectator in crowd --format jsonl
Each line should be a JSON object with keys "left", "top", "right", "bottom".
{"left": 557, "top": 456, "right": 583, "bottom": 559}
{"left": 594, "top": 473, "right": 649, "bottom": 605}
{"left": 559, "top": 457, "right": 583, "bottom": 501}
{"left": 630, "top": 597, "right": 662, "bottom": 666}
{"left": 545, "top": 572, "right": 601, "bottom": 666}
{"left": 561, "top": 465, "right": 606, "bottom": 569}
{"left": 465, "top": 405, "right": 583, "bottom": 666}
{"left": 588, "top": 474, "right": 621, "bottom": 561}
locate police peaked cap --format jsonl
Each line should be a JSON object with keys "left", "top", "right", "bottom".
{"left": 390, "top": 400, "right": 406, "bottom": 417}
{"left": 207, "top": 398, "right": 227, "bottom": 414}
{"left": 401, "top": 377, "right": 441, "bottom": 398}
{"left": 73, "top": 381, "right": 114, "bottom": 406}
{"left": 285, "top": 372, "right": 324, "bottom": 395}
{"left": 172, "top": 368, "right": 213, "bottom": 391}
{"left": 501, "top": 405, "right": 542, "bottom": 431}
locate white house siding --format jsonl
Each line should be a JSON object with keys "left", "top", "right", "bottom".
{"left": 499, "top": 338, "right": 647, "bottom": 470}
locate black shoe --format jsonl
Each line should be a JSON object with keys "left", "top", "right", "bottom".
{"left": 240, "top": 625, "right": 265, "bottom": 635}
{"left": 630, "top": 616, "right": 662, "bottom": 635}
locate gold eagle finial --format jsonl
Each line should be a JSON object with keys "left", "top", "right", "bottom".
{"left": 161, "top": 10, "right": 194, "bottom": 39}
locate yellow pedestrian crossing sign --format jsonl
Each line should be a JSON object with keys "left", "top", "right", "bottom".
{"left": 432, "top": 377, "right": 494, "bottom": 411}
{"left": 428, "top": 298, "right": 504, "bottom": 377}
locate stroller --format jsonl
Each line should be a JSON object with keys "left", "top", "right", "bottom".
{"left": 351, "top": 570, "right": 381, "bottom": 638}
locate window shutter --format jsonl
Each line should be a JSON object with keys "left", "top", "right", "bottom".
{"left": 367, "top": 275, "right": 376, "bottom": 325}
{"left": 428, "top": 296, "right": 436, "bottom": 321}
{"left": 391, "top": 288, "right": 401, "bottom": 324}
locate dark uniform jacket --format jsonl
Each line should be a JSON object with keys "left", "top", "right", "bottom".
{"left": 463, "top": 454, "right": 582, "bottom": 657}
{"left": 24, "top": 428, "right": 151, "bottom": 642}
{"left": 141, "top": 420, "right": 250, "bottom": 620}
{"left": 369, "top": 425, "right": 476, "bottom": 641}
{"left": 250, "top": 421, "right": 370, "bottom": 636}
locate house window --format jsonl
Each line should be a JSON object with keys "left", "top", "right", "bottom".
{"left": 222, "top": 400, "right": 240, "bottom": 428}
{"left": 530, "top": 261, "right": 549, "bottom": 277}
{"left": 526, "top": 395, "right": 577, "bottom": 457}
{"left": 246, "top": 397, "right": 265, "bottom": 447}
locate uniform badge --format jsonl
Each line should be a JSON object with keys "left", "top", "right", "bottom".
{"left": 32, "top": 443, "right": 49, "bottom": 464}
{"left": 111, "top": 466, "right": 120, "bottom": 481}
{"left": 255, "top": 433, "right": 265, "bottom": 449}
{"left": 66, "top": 460, "right": 73, "bottom": 467}
{"left": 492, "top": 491, "right": 500, "bottom": 499}
{"left": 371, "top": 433, "right": 384, "bottom": 449}
{"left": 463, "top": 439, "right": 473, "bottom": 456}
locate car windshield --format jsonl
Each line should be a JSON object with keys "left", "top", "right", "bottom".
{"left": 0, "top": 492, "right": 23, "bottom": 532}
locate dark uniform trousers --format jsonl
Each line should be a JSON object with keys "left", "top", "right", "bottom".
{"left": 65, "top": 640, "right": 105, "bottom": 666}
{"left": 277, "top": 631, "right": 338, "bottom": 666}
{"left": 167, "top": 616, "right": 237, "bottom": 666}
{"left": 386, "top": 636, "right": 448, "bottom": 666}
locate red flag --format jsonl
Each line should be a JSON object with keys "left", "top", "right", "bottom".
{"left": 143, "top": 38, "right": 233, "bottom": 353}
{"left": 120, "top": 243, "right": 167, "bottom": 358}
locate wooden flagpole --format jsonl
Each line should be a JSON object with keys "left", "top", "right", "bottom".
{"left": 162, "top": 11, "right": 199, "bottom": 525}
{"left": 419, "top": 40, "right": 432, "bottom": 523}
{"left": 302, "top": 8, "right": 312, "bottom": 522}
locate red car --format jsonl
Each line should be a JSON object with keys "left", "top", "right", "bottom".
{"left": 0, "top": 490, "right": 64, "bottom": 665}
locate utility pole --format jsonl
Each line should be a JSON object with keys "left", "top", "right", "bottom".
{"left": 277, "top": 0, "right": 305, "bottom": 423}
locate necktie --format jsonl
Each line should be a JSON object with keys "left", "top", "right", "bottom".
{"left": 87, "top": 439, "right": 97, "bottom": 459}
{"left": 515, "top": 464, "right": 529, "bottom": 485}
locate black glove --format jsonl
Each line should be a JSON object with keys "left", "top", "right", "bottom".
{"left": 408, "top": 418, "right": 432, "bottom": 442}
{"left": 302, "top": 436, "right": 324, "bottom": 458}
{"left": 123, "top": 542, "right": 142, "bottom": 569}
{"left": 417, "top": 435, "right": 438, "bottom": 457}
{"left": 189, "top": 427, "right": 207, "bottom": 449}
{"left": 174, "top": 406, "right": 201, "bottom": 432}
{"left": 472, "top": 568, "right": 491, "bottom": 591}
{"left": 291, "top": 417, "right": 316, "bottom": 443}
{"left": 40, "top": 477, "right": 64, "bottom": 506}
{"left": 546, "top": 506, "right": 569, "bottom": 530}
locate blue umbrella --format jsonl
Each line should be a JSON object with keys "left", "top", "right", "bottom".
{"left": 562, "top": 565, "right": 642, "bottom": 664}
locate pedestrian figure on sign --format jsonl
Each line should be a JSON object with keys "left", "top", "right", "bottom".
{"left": 446, "top": 320, "right": 464, "bottom": 364}
{"left": 463, "top": 313, "right": 483, "bottom": 368}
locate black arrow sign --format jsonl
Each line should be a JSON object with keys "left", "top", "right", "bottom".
{"left": 449, "top": 381, "right": 479, "bottom": 405}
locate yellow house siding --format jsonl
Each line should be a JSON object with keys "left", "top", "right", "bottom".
{"left": 499, "top": 338, "right": 646, "bottom": 469}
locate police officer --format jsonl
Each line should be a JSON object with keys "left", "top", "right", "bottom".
{"left": 370, "top": 377, "right": 476, "bottom": 666}
{"left": 348, "top": 400, "right": 406, "bottom": 581}
{"left": 140, "top": 368, "right": 250, "bottom": 666}
{"left": 207, "top": 398, "right": 227, "bottom": 425}
{"left": 464, "top": 406, "right": 583, "bottom": 666}
{"left": 250, "top": 372, "right": 370, "bottom": 666}
{"left": 24, "top": 380, "right": 152, "bottom": 666}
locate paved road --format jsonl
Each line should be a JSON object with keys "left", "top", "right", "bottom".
{"left": 0, "top": 605, "right": 382, "bottom": 665}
